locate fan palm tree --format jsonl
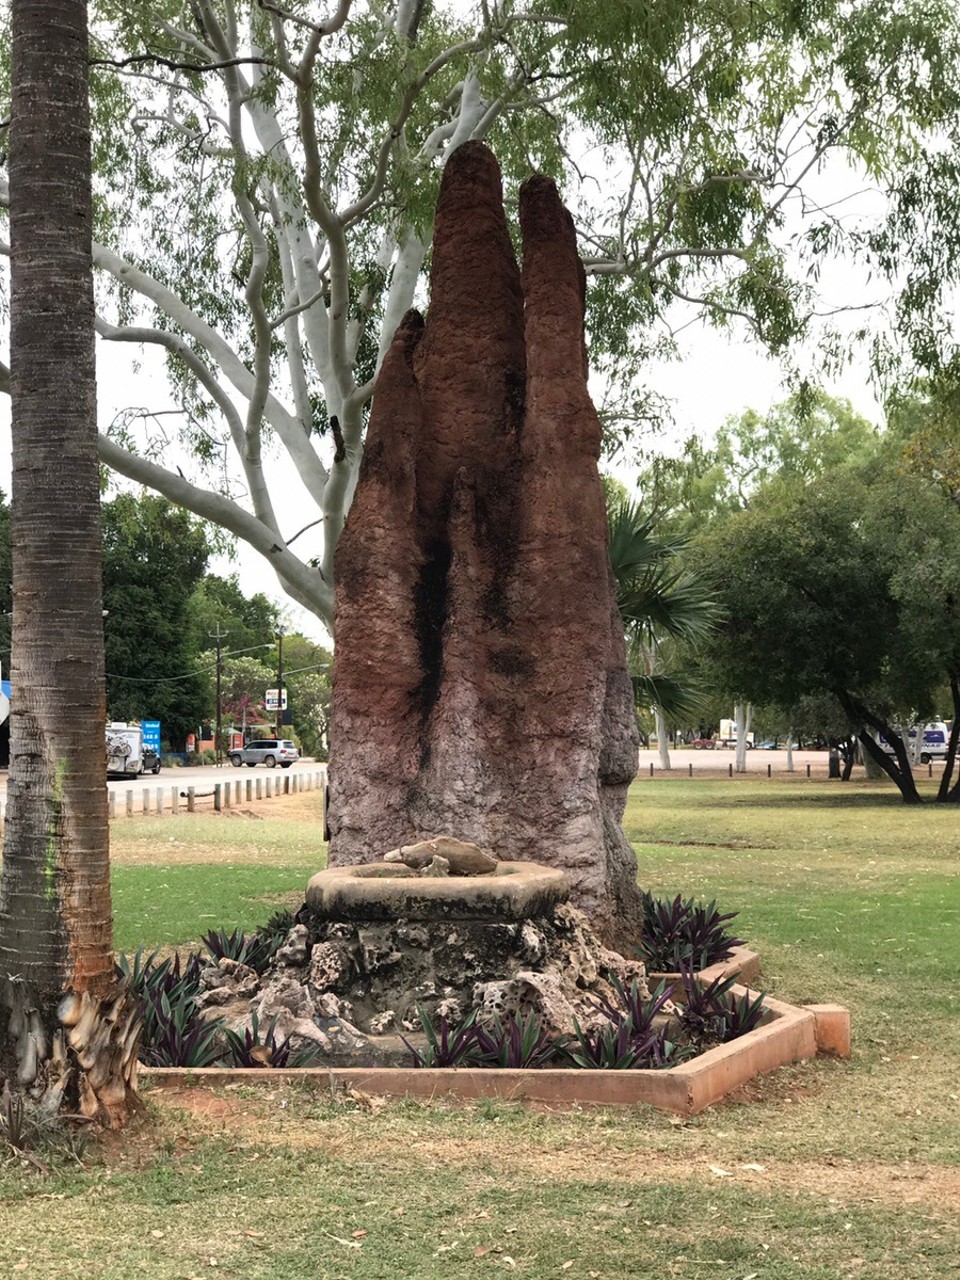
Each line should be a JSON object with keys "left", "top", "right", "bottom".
{"left": 607, "top": 500, "right": 721, "bottom": 763}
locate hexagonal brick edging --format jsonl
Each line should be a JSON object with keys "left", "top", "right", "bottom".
{"left": 141, "top": 983, "right": 849, "bottom": 1116}
{"left": 647, "top": 944, "right": 763, "bottom": 994}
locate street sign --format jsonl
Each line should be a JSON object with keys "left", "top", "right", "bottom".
{"left": 264, "top": 688, "right": 288, "bottom": 711}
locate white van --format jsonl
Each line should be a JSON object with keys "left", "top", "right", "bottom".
{"left": 914, "top": 722, "right": 950, "bottom": 764}
{"left": 880, "top": 722, "right": 951, "bottom": 764}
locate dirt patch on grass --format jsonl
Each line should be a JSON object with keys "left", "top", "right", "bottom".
{"left": 145, "top": 1085, "right": 960, "bottom": 1215}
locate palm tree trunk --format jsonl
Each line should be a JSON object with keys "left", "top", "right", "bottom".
{"left": 0, "top": 0, "right": 139, "bottom": 1124}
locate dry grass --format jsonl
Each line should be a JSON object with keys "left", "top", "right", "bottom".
{"left": 109, "top": 792, "right": 326, "bottom": 866}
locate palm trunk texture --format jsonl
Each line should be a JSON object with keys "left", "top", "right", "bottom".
{"left": 0, "top": 0, "right": 139, "bottom": 1124}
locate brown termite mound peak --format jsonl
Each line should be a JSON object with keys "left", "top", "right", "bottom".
{"left": 329, "top": 141, "right": 641, "bottom": 951}
{"left": 224, "top": 144, "right": 645, "bottom": 1064}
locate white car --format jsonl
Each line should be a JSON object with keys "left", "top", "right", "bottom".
{"left": 230, "top": 738, "right": 300, "bottom": 768}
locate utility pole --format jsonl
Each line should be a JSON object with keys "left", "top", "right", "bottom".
{"left": 210, "top": 624, "right": 228, "bottom": 766}
{"left": 275, "top": 627, "right": 284, "bottom": 740}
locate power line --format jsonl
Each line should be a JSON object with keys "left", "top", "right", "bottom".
{"left": 105, "top": 656, "right": 329, "bottom": 686}
{"left": 105, "top": 663, "right": 218, "bottom": 683}
{"left": 105, "top": 642, "right": 279, "bottom": 683}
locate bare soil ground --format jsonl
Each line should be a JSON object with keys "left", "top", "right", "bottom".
{"left": 145, "top": 1083, "right": 960, "bottom": 1214}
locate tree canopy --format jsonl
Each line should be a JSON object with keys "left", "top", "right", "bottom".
{"left": 694, "top": 430, "right": 960, "bottom": 801}
{"left": 4, "top": 0, "right": 960, "bottom": 627}
{"left": 636, "top": 390, "right": 879, "bottom": 532}
{"left": 103, "top": 491, "right": 211, "bottom": 743}
{"left": 0, "top": 485, "right": 325, "bottom": 751}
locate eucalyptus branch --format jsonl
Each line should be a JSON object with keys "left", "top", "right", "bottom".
{"left": 255, "top": 0, "right": 353, "bottom": 38}
{"left": 271, "top": 196, "right": 319, "bottom": 438}
{"left": 96, "top": 320, "right": 279, "bottom": 533}
{"left": 339, "top": 33, "right": 492, "bottom": 228}
{"left": 195, "top": 0, "right": 246, "bottom": 75}
{"left": 295, "top": 57, "right": 355, "bottom": 405}
{"left": 270, "top": 285, "right": 327, "bottom": 330}
{"left": 220, "top": 47, "right": 301, "bottom": 533}
{"left": 473, "top": 64, "right": 533, "bottom": 139}
{"left": 95, "top": 320, "right": 245, "bottom": 454}
{"left": 264, "top": 9, "right": 295, "bottom": 77}
{"left": 242, "top": 95, "right": 336, "bottom": 403}
{"left": 153, "top": 18, "right": 219, "bottom": 61}
{"left": 645, "top": 245, "right": 753, "bottom": 273}
{"left": 660, "top": 284, "right": 764, "bottom": 335}
{"left": 90, "top": 239, "right": 329, "bottom": 506}
{"left": 285, "top": 516, "right": 325, "bottom": 546}
{"left": 98, "top": 433, "right": 333, "bottom": 623}
{"left": 90, "top": 52, "right": 272, "bottom": 73}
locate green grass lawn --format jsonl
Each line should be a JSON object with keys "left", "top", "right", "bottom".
{"left": 107, "top": 798, "right": 328, "bottom": 952}
{"left": 3, "top": 778, "right": 960, "bottom": 1279}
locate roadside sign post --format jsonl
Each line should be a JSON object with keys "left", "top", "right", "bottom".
{"left": 264, "top": 689, "right": 288, "bottom": 713}
{"left": 141, "top": 720, "right": 161, "bottom": 754}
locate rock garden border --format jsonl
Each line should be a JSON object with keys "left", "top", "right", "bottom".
{"left": 141, "top": 948, "right": 851, "bottom": 1116}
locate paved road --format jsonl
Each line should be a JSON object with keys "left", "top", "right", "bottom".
{"left": 0, "top": 750, "right": 832, "bottom": 801}
{"left": 106, "top": 759, "right": 327, "bottom": 795}
{"left": 0, "top": 759, "right": 327, "bottom": 799}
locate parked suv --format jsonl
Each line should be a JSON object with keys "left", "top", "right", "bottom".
{"left": 230, "top": 739, "right": 299, "bottom": 768}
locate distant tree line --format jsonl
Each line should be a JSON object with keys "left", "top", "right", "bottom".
{"left": 0, "top": 490, "right": 331, "bottom": 757}
{"left": 625, "top": 386, "right": 960, "bottom": 803}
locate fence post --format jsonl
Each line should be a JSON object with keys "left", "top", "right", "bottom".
{"left": 767, "top": 763, "right": 772, "bottom": 778}
{"left": 728, "top": 762, "right": 733, "bottom": 778}
{"left": 108, "top": 791, "right": 116, "bottom": 820}
{"left": 125, "top": 790, "right": 134, "bottom": 818}
{"left": 187, "top": 787, "right": 195, "bottom": 813}
{"left": 649, "top": 761, "right": 654, "bottom": 777}
{"left": 171, "top": 786, "right": 179, "bottom": 814}
{"left": 806, "top": 763, "right": 811, "bottom": 778}
{"left": 214, "top": 784, "right": 222, "bottom": 812}
{"left": 266, "top": 777, "right": 273, "bottom": 799}
{"left": 256, "top": 777, "right": 262, "bottom": 800}
{"left": 688, "top": 762, "right": 693, "bottom": 777}
{"left": 155, "top": 788, "right": 163, "bottom": 815}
